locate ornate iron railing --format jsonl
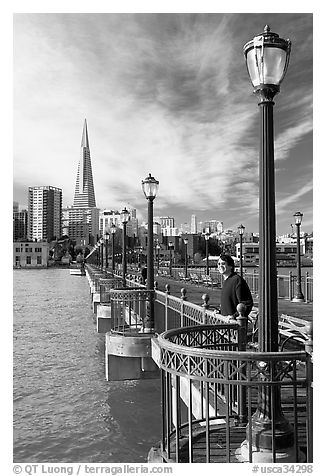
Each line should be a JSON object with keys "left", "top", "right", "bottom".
{"left": 109, "top": 287, "right": 155, "bottom": 334}
{"left": 99, "top": 277, "right": 124, "bottom": 302}
{"left": 154, "top": 326, "right": 313, "bottom": 463}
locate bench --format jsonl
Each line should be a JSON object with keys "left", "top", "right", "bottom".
{"left": 189, "top": 273, "right": 202, "bottom": 285}
{"left": 278, "top": 314, "right": 311, "bottom": 350}
{"left": 159, "top": 269, "right": 169, "bottom": 277}
{"left": 202, "top": 275, "right": 219, "bottom": 287}
{"left": 247, "top": 310, "right": 312, "bottom": 351}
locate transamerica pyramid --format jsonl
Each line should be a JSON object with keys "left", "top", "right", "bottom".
{"left": 73, "top": 119, "right": 96, "bottom": 207}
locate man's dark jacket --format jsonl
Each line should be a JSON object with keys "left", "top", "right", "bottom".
{"left": 220, "top": 272, "right": 253, "bottom": 317}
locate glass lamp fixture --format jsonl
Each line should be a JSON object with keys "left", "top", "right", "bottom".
{"left": 243, "top": 25, "right": 291, "bottom": 98}
{"left": 111, "top": 223, "right": 117, "bottom": 234}
{"left": 184, "top": 238, "right": 188, "bottom": 245}
{"left": 120, "top": 207, "right": 130, "bottom": 224}
{"left": 238, "top": 224, "right": 245, "bottom": 235}
{"left": 142, "top": 173, "right": 159, "bottom": 199}
{"left": 293, "top": 211, "right": 303, "bottom": 226}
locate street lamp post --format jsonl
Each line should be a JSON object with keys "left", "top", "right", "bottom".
{"left": 183, "top": 237, "right": 188, "bottom": 279}
{"left": 142, "top": 173, "right": 159, "bottom": 332}
{"left": 100, "top": 238, "right": 104, "bottom": 269}
{"left": 168, "top": 241, "right": 173, "bottom": 277}
{"left": 242, "top": 25, "right": 295, "bottom": 461}
{"left": 120, "top": 207, "right": 130, "bottom": 286}
{"left": 238, "top": 224, "right": 245, "bottom": 278}
{"left": 104, "top": 230, "right": 109, "bottom": 269}
{"left": 292, "top": 211, "right": 304, "bottom": 302}
{"left": 138, "top": 246, "right": 143, "bottom": 268}
{"left": 111, "top": 224, "right": 116, "bottom": 272}
{"left": 204, "top": 233, "right": 210, "bottom": 276}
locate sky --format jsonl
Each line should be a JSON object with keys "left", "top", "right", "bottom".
{"left": 12, "top": 9, "right": 313, "bottom": 235}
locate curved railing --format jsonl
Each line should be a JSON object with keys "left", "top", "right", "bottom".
{"left": 109, "top": 287, "right": 155, "bottom": 334}
{"left": 155, "top": 325, "right": 313, "bottom": 463}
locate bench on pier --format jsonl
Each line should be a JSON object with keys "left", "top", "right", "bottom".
{"left": 189, "top": 273, "right": 202, "bottom": 285}
{"left": 202, "top": 274, "right": 219, "bottom": 287}
{"left": 278, "top": 314, "right": 311, "bottom": 350}
{"left": 159, "top": 269, "right": 169, "bottom": 277}
{"left": 178, "top": 271, "right": 190, "bottom": 281}
{"left": 247, "top": 309, "right": 312, "bottom": 351}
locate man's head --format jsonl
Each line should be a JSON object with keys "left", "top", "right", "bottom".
{"left": 217, "top": 254, "right": 235, "bottom": 276}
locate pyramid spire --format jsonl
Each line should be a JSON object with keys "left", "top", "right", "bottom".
{"left": 81, "top": 118, "right": 89, "bottom": 148}
{"left": 73, "top": 119, "right": 96, "bottom": 208}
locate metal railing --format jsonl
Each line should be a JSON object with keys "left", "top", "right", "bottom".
{"left": 109, "top": 287, "right": 155, "bottom": 334}
{"left": 155, "top": 326, "right": 313, "bottom": 463}
{"left": 155, "top": 267, "right": 313, "bottom": 302}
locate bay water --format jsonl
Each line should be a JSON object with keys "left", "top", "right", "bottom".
{"left": 13, "top": 268, "right": 162, "bottom": 463}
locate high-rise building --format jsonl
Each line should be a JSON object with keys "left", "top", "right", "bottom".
{"left": 28, "top": 186, "right": 62, "bottom": 242}
{"left": 73, "top": 119, "right": 96, "bottom": 208}
{"left": 13, "top": 209, "right": 28, "bottom": 241}
{"left": 190, "top": 214, "right": 197, "bottom": 234}
{"left": 156, "top": 216, "right": 175, "bottom": 228}
{"left": 67, "top": 120, "right": 99, "bottom": 245}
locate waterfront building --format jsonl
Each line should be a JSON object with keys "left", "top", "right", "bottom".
{"left": 28, "top": 186, "right": 62, "bottom": 242}
{"left": 235, "top": 241, "right": 306, "bottom": 266}
{"left": 13, "top": 208, "right": 28, "bottom": 241}
{"left": 13, "top": 241, "right": 49, "bottom": 268}
{"left": 67, "top": 119, "right": 100, "bottom": 246}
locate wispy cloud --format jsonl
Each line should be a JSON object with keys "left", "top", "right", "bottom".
{"left": 13, "top": 13, "right": 313, "bottom": 233}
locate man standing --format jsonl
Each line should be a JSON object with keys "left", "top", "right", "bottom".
{"left": 217, "top": 254, "right": 253, "bottom": 319}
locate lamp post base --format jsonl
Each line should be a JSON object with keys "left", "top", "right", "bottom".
{"left": 292, "top": 295, "right": 305, "bottom": 303}
{"left": 235, "top": 441, "right": 306, "bottom": 463}
{"left": 142, "top": 327, "right": 155, "bottom": 334}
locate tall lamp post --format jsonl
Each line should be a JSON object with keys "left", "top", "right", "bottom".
{"left": 238, "top": 224, "right": 245, "bottom": 278}
{"left": 138, "top": 246, "right": 143, "bottom": 269}
{"left": 120, "top": 207, "right": 130, "bottom": 286}
{"left": 204, "top": 232, "right": 210, "bottom": 276}
{"left": 104, "top": 229, "right": 109, "bottom": 269}
{"left": 292, "top": 211, "right": 304, "bottom": 302}
{"left": 168, "top": 241, "right": 173, "bottom": 277}
{"left": 142, "top": 173, "right": 159, "bottom": 332}
{"left": 100, "top": 238, "right": 104, "bottom": 269}
{"left": 183, "top": 237, "right": 188, "bottom": 279}
{"left": 242, "top": 25, "right": 294, "bottom": 461}
{"left": 111, "top": 224, "right": 116, "bottom": 272}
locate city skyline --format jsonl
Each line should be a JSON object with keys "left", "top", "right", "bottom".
{"left": 13, "top": 12, "right": 313, "bottom": 235}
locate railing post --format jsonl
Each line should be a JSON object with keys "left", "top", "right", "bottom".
{"left": 236, "top": 303, "right": 248, "bottom": 424}
{"left": 202, "top": 294, "right": 209, "bottom": 325}
{"left": 180, "top": 288, "right": 187, "bottom": 327}
{"left": 304, "top": 322, "right": 313, "bottom": 462}
{"left": 165, "top": 284, "right": 170, "bottom": 331}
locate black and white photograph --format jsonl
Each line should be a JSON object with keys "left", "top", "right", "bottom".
{"left": 10, "top": 2, "right": 316, "bottom": 473}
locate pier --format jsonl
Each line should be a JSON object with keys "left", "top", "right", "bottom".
{"left": 83, "top": 261, "right": 313, "bottom": 463}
